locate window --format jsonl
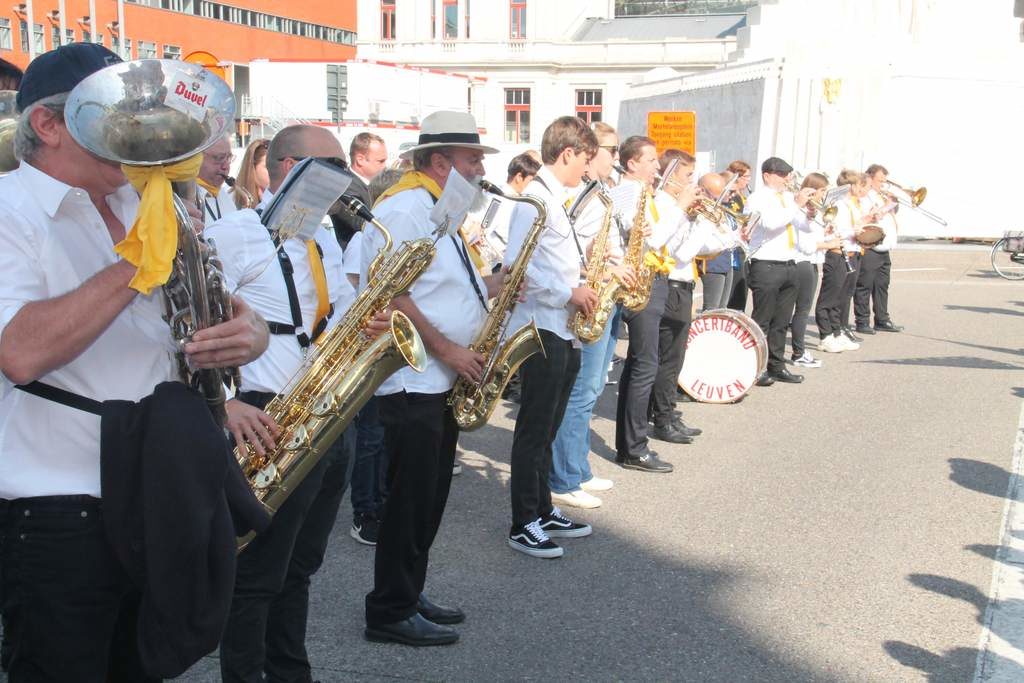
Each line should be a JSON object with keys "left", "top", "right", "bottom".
{"left": 465, "top": 0, "right": 471, "bottom": 38}
{"left": 381, "top": 0, "right": 396, "bottom": 40}
{"left": 138, "top": 40, "right": 157, "bottom": 58}
{"left": 510, "top": 0, "right": 526, "bottom": 39}
{"left": 443, "top": 0, "right": 457, "bottom": 39}
{"left": 18, "top": 20, "right": 27, "bottom": 52}
{"left": 504, "top": 88, "right": 530, "bottom": 144}
{"left": 65, "top": 28, "right": 75, "bottom": 44}
{"left": 431, "top": 0, "right": 436, "bottom": 38}
{"left": 82, "top": 30, "right": 90, "bottom": 43}
{"left": 51, "top": 26, "right": 60, "bottom": 48}
{"left": 575, "top": 89, "right": 603, "bottom": 124}
{"left": 0, "top": 19, "right": 10, "bottom": 50}
{"left": 32, "top": 23, "right": 44, "bottom": 52}
{"left": 162, "top": 44, "right": 181, "bottom": 59}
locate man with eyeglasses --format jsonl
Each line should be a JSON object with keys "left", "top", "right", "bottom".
{"left": 196, "top": 134, "right": 238, "bottom": 223}
{"left": 206, "top": 124, "right": 388, "bottom": 682}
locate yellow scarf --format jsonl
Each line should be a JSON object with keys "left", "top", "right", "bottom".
{"left": 644, "top": 246, "right": 676, "bottom": 275}
{"left": 776, "top": 192, "right": 795, "bottom": 249}
{"left": 116, "top": 154, "right": 203, "bottom": 294}
{"left": 373, "top": 170, "right": 488, "bottom": 273}
{"left": 196, "top": 177, "right": 220, "bottom": 198}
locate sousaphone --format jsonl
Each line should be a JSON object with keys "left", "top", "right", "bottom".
{"left": 65, "top": 59, "right": 238, "bottom": 423}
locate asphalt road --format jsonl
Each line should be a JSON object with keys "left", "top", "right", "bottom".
{"left": 175, "top": 244, "right": 1022, "bottom": 682}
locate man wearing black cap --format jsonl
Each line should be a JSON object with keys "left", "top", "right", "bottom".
{"left": 743, "top": 157, "right": 815, "bottom": 384}
{"left": 0, "top": 44, "right": 268, "bottom": 680}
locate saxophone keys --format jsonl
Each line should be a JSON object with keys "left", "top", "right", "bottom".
{"left": 311, "top": 392, "right": 337, "bottom": 418}
{"left": 284, "top": 425, "right": 309, "bottom": 450}
{"left": 253, "top": 463, "right": 279, "bottom": 490}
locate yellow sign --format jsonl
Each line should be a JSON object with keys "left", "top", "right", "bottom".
{"left": 647, "top": 111, "right": 696, "bottom": 156}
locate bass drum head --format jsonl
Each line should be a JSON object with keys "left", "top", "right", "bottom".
{"left": 678, "top": 309, "right": 767, "bottom": 403}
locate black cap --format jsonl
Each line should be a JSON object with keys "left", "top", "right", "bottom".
{"left": 17, "top": 43, "right": 122, "bottom": 112}
{"left": 761, "top": 156, "right": 794, "bottom": 176}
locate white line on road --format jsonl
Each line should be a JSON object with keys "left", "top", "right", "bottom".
{"left": 973, "top": 401, "right": 1024, "bottom": 682}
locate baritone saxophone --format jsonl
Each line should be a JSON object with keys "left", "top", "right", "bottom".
{"left": 237, "top": 197, "right": 434, "bottom": 546}
{"left": 449, "top": 180, "right": 546, "bottom": 431}
{"left": 570, "top": 190, "right": 619, "bottom": 343}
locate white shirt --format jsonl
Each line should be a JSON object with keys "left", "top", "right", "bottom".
{"left": 797, "top": 219, "right": 826, "bottom": 265}
{"left": 654, "top": 191, "right": 736, "bottom": 282}
{"left": 344, "top": 231, "right": 363, "bottom": 280}
{"left": 744, "top": 187, "right": 811, "bottom": 261}
{"left": 205, "top": 205, "right": 354, "bottom": 395}
{"left": 617, "top": 177, "right": 675, "bottom": 250}
{"left": 198, "top": 181, "right": 238, "bottom": 224}
{"left": 572, "top": 182, "right": 623, "bottom": 260}
{"left": 865, "top": 188, "right": 898, "bottom": 253}
{"left": 0, "top": 163, "right": 178, "bottom": 499}
{"left": 506, "top": 166, "right": 582, "bottom": 342}
{"left": 360, "top": 185, "right": 488, "bottom": 395}
{"left": 833, "top": 196, "right": 864, "bottom": 253}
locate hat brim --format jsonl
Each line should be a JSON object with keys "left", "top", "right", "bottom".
{"left": 399, "top": 141, "right": 500, "bottom": 160}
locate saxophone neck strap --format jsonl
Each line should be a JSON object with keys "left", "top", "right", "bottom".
{"left": 450, "top": 235, "right": 488, "bottom": 312}
{"left": 532, "top": 176, "right": 585, "bottom": 265}
{"left": 265, "top": 230, "right": 332, "bottom": 349}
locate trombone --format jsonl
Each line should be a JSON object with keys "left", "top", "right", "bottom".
{"left": 883, "top": 180, "right": 947, "bottom": 226}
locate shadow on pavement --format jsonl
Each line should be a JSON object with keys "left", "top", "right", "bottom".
{"left": 883, "top": 641, "right": 1023, "bottom": 683}
{"left": 1013, "top": 387, "right": 1024, "bottom": 398}
{"left": 947, "top": 458, "right": 1012, "bottom": 499}
{"left": 861, "top": 356, "right": 1024, "bottom": 371}
{"left": 945, "top": 304, "right": 1024, "bottom": 317}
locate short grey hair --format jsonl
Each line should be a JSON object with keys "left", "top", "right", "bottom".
{"left": 14, "top": 92, "right": 68, "bottom": 163}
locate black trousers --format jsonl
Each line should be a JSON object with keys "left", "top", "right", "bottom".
{"left": 366, "top": 391, "right": 457, "bottom": 626}
{"left": 854, "top": 249, "right": 891, "bottom": 327}
{"left": 728, "top": 254, "right": 748, "bottom": 311}
{"left": 650, "top": 281, "right": 694, "bottom": 429}
{"left": 790, "top": 261, "right": 818, "bottom": 359}
{"left": 814, "top": 252, "right": 848, "bottom": 337}
{"left": 615, "top": 277, "right": 668, "bottom": 458}
{"left": 0, "top": 495, "right": 157, "bottom": 683}
{"left": 748, "top": 259, "right": 798, "bottom": 374}
{"left": 221, "top": 393, "right": 354, "bottom": 683}
{"left": 839, "top": 252, "right": 861, "bottom": 329}
{"left": 510, "top": 330, "right": 581, "bottom": 527}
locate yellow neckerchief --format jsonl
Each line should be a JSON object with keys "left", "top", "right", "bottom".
{"left": 775, "top": 191, "right": 795, "bottom": 249}
{"left": 373, "top": 170, "right": 487, "bottom": 273}
{"left": 116, "top": 155, "right": 203, "bottom": 294}
{"left": 196, "top": 177, "right": 219, "bottom": 198}
{"left": 640, "top": 189, "right": 673, "bottom": 274}
{"left": 306, "top": 240, "right": 330, "bottom": 341}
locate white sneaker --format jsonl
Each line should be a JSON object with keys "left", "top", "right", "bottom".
{"left": 792, "top": 352, "right": 823, "bottom": 368}
{"left": 818, "top": 335, "right": 844, "bottom": 353}
{"left": 550, "top": 489, "right": 602, "bottom": 509}
{"left": 837, "top": 334, "right": 860, "bottom": 351}
{"left": 581, "top": 476, "right": 614, "bottom": 492}
{"left": 452, "top": 463, "right": 463, "bottom": 476}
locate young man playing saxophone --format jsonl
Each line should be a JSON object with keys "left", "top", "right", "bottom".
{"left": 505, "top": 116, "right": 600, "bottom": 557}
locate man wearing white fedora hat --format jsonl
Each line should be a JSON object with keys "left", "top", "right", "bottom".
{"left": 360, "top": 110, "right": 509, "bottom": 646}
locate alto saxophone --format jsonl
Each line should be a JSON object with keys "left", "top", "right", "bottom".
{"left": 237, "top": 197, "right": 433, "bottom": 540}
{"left": 619, "top": 189, "right": 653, "bottom": 311}
{"left": 570, "top": 191, "right": 618, "bottom": 343}
{"left": 449, "top": 180, "right": 546, "bottom": 431}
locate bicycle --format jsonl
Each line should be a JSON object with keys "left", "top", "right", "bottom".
{"left": 991, "top": 231, "right": 1024, "bottom": 280}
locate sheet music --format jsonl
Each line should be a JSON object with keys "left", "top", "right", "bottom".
{"left": 606, "top": 182, "right": 642, "bottom": 224}
{"left": 429, "top": 167, "right": 480, "bottom": 237}
{"left": 261, "top": 158, "right": 353, "bottom": 242}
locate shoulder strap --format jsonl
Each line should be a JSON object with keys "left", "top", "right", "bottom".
{"left": 15, "top": 381, "right": 103, "bottom": 416}
{"left": 531, "top": 176, "right": 585, "bottom": 264}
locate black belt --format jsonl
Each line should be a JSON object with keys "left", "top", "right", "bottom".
{"left": 750, "top": 258, "right": 795, "bottom": 266}
{"left": 667, "top": 279, "right": 696, "bottom": 291}
{"left": 237, "top": 390, "right": 277, "bottom": 409}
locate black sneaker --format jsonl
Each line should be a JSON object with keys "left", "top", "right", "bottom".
{"left": 508, "top": 520, "right": 564, "bottom": 558}
{"left": 350, "top": 514, "right": 379, "bottom": 546}
{"left": 538, "top": 506, "right": 592, "bottom": 538}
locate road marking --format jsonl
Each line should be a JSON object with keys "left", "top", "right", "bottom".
{"left": 893, "top": 267, "right": 946, "bottom": 272}
{"left": 973, "top": 400, "right": 1024, "bottom": 682}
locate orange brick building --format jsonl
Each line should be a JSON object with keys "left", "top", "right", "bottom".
{"left": 3, "top": 0, "right": 356, "bottom": 72}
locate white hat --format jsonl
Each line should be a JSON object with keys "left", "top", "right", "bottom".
{"left": 399, "top": 110, "right": 498, "bottom": 160}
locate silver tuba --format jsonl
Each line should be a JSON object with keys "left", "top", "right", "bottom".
{"left": 65, "top": 59, "right": 239, "bottom": 424}
{"left": 0, "top": 90, "right": 18, "bottom": 172}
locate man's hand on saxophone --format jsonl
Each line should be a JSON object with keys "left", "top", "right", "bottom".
{"left": 440, "top": 340, "right": 485, "bottom": 385}
{"left": 185, "top": 295, "right": 269, "bottom": 369}
{"left": 482, "top": 265, "right": 527, "bottom": 302}
{"left": 225, "top": 398, "right": 281, "bottom": 457}
{"left": 570, "top": 285, "right": 599, "bottom": 319}
{"left": 607, "top": 263, "right": 639, "bottom": 290}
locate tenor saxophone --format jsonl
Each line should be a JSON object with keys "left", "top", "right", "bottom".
{"left": 619, "top": 189, "right": 654, "bottom": 311}
{"left": 237, "top": 197, "right": 433, "bottom": 542}
{"left": 449, "top": 180, "right": 546, "bottom": 431}
{"left": 570, "top": 191, "right": 618, "bottom": 343}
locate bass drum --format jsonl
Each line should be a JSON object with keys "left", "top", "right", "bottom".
{"left": 678, "top": 309, "right": 767, "bottom": 403}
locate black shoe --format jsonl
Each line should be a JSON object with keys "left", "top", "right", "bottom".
{"left": 755, "top": 373, "right": 776, "bottom": 387}
{"left": 768, "top": 368, "right": 804, "bottom": 384}
{"left": 502, "top": 385, "right": 521, "bottom": 403}
{"left": 615, "top": 453, "right": 674, "bottom": 473}
{"left": 350, "top": 514, "right": 379, "bottom": 546}
{"left": 539, "top": 506, "right": 592, "bottom": 538}
{"left": 841, "top": 327, "right": 863, "bottom": 343}
{"left": 671, "top": 418, "right": 702, "bottom": 437}
{"left": 874, "top": 320, "right": 904, "bottom": 332}
{"left": 417, "top": 594, "right": 465, "bottom": 625}
{"left": 675, "top": 390, "right": 695, "bottom": 403}
{"left": 365, "top": 613, "right": 459, "bottom": 647}
{"left": 508, "top": 520, "right": 564, "bottom": 558}
{"left": 855, "top": 325, "right": 876, "bottom": 335}
{"left": 650, "top": 424, "right": 694, "bottom": 444}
